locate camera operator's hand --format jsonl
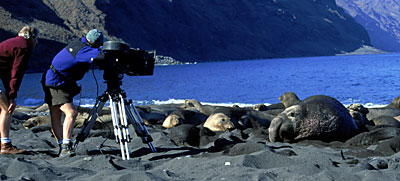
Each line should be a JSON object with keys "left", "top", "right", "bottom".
{"left": 8, "top": 99, "right": 16, "bottom": 114}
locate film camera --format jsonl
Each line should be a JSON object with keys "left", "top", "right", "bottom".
{"left": 75, "top": 41, "right": 157, "bottom": 160}
{"left": 101, "top": 41, "right": 155, "bottom": 77}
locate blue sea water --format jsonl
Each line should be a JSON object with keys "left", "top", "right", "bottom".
{"left": 17, "top": 53, "right": 400, "bottom": 107}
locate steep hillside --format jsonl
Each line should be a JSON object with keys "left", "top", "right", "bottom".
{"left": 0, "top": 0, "right": 370, "bottom": 72}
{"left": 336, "top": 0, "right": 400, "bottom": 52}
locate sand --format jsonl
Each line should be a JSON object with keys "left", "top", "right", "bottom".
{"left": 1, "top": 105, "right": 400, "bottom": 181}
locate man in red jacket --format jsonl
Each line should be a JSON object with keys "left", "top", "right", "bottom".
{"left": 0, "top": 25, "right": 39, "bottom": 154}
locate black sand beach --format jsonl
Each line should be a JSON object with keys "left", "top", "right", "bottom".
{"left": 2, "top": 98, "right": 400, "bottom": 181}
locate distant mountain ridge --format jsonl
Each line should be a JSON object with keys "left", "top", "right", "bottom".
{"left": 336, "top": 0, "right": 400, "bottom": 52}
{"left": 0, "top": 0, "right": 370, "bottom": 72}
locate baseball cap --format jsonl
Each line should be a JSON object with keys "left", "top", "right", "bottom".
{"left": 86, "top": 29, "right": 107, "bottom": 46}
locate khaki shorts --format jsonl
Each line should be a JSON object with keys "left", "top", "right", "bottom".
{"left": 43, "top": 82, "right": 81, "bottom": 106}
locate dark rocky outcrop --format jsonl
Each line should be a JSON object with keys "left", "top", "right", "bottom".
{"left": 0, "top": 0, "right": 370, "bottom": 73}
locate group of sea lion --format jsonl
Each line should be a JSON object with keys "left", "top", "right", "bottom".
{"left": 20, "top": 92, "right": 400, "bottom": 155}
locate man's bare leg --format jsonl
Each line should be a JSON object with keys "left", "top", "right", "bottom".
{"left": 59, "top": 103, "right": 77, "bottom": 141}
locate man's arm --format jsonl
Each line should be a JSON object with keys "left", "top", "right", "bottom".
{"left": 9, "top": 47, "right": 30, "bottom": 99}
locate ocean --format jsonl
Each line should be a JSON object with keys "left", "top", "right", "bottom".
{"left": 17, "top": 53, "right": 400, "bottom": 108}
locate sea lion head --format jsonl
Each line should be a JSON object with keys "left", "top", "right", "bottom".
{"left": 268, "top": 105, "right": 302, "bottom": 142}
{"left": 204, "top": 113, "right": 235, "bottom": 131}
{"left": 162, "top": 114, "right": 183, "bottom": 128}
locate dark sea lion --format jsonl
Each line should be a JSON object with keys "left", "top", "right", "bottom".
{"left": 168, "top": 124, "right": 200, "bottom": 147}
{"left": 136, "top": 105, "right": 169, "bottom": 125}
{"left": 240, "top": 110, "right": 275, "bottom": 129}
{"left": 255, "top": 103, "right": 285, "bottom": 116}
{"left": 162, "top": 109, "right": 208, "bottom": 128}
{"left": 375, "top": 136, "right": 400, "bottom": 156}
{"left": 198, "top": 126, "right": 221, "bottom": 148}
{"left": 254, "top": 104, "right": 268, "bottom": 111}
{"left": 366, "top": 108, "right": 400, "bottom": 121}
{"left": 269, "top": 95, "right": 359, "bottom": 143}
{"left": 371, "top": 116, "right": 400, "bottom": 128}
{"left": 345, "top": 127, "right": 400, "bottom": 146}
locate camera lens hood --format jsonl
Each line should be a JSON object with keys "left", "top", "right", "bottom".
{"left": 103, "top": 41, "right": 130, "bottom": 51}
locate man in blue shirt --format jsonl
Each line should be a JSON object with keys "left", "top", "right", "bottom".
{"left": 42, "top": 29, "right": 105, "bottom": 157}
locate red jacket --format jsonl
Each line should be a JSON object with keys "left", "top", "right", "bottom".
{"left": 0, "top": 36, "right": 33, "bottom": 99}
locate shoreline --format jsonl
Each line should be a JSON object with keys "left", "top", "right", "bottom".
{"left": 5, "top": 94, "right": 400, "bottom": 180}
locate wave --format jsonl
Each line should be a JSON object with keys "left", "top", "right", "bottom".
{"left": 19, "top": 97, "right": 387, "bottom": 109}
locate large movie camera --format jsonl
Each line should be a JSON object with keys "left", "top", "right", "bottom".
{"left": 101, "top": 41, "right": 155, "bottom": 78}
{"left": 75, "top": 41, "right": 157, "bottom": 160}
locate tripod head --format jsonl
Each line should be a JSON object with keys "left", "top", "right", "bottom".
{"left": 103, "top": 67, "right": 124, "bottom": 93}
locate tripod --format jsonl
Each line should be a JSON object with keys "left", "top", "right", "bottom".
{"left": 74, "top": 75, "right": 156, "bottom": 160}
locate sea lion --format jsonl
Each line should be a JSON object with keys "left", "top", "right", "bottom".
{"left": 386, "top": 96, "right": 400, "bottom": 109}
{"left": 345, "top": 127, "right": 400, "bottom": 146}
{"left": 375, "top": 135, "right": 400, "bottom": 156}
{"left": 371, "top": 116, "right": 400, "bottom": 128}
{"left": 239, "top": 110, "right": 275, "bottom": 129}
{"left": 209, "top": 106, "right": 249, "bottom": 130}
{"left": 136, "top": 106, "right": 169, "bottom": 125}
{"left": 203, "top": 113, "right": 235, "bottom": 131}
{"left": 254, "top": 104, "right": 268, "bottom": 111}
{"left": 182, "top": 99, "right": 221, "bottom": 116}
{"left": 23, "top": 116, "right": 51, "bottom": 129}
{"left": 254, "top": 103, "right": 285, "bottom": 116}
{"left": 366, "top": 108, "right": 400, "bottom": 121}
{"left": 269, "top": 95, "right": 359, "bottom": 143}
{"left": 162, "top": 109, "right": 208, "bottom": 128}
{"left": 279, "top": 92, "right": 301, "bottom": 108}
{"left": 347, "top": 103, "right": 372, "bottom": 131}
{"left": 144, "top": 103, "right": 182, "bottom": 115}
{"left": 23, "top": 107, "right": 112, "bottom": 130}
{"left": 168, "top": 124, "right": 200, "bottom": 147}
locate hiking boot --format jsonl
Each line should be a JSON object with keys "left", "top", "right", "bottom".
{"left": 59, "top": 142, "right": 75, "bottom": 157}
{"left": 1, "top": 143, "right": 25, "bottom": 154}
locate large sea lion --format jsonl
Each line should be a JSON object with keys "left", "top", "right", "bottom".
{"left": 269, "top": 95, "right": 359, "bottom": 143}
{"left": 162, "top": 109, "right": 207, "bottom": 128}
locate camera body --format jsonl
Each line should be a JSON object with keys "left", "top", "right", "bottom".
{"left": 101, "top": 41, "right": 155, "bottom": 77}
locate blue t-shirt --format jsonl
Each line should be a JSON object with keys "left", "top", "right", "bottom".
{"left": 45, "top": 37, "right": 103, "bottom": 86}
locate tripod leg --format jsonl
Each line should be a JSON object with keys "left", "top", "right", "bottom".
{"left": 117, "top": 95, "right": 131, "bottom": 160}
{"left": 109, "top": 96, "right": 128, "bottom": 160}
{"left": 74, "top": 95, "right": 107, "bottom": 148}
{"left": 126, "top": 102, "right": 157, "bottom": 153}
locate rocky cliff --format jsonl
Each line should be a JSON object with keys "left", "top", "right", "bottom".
{"left": 0, "top": 0, "right": 370, "bottom": 72}
{"left": 336, "top": 0, "right": 400, "bottom": 52}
